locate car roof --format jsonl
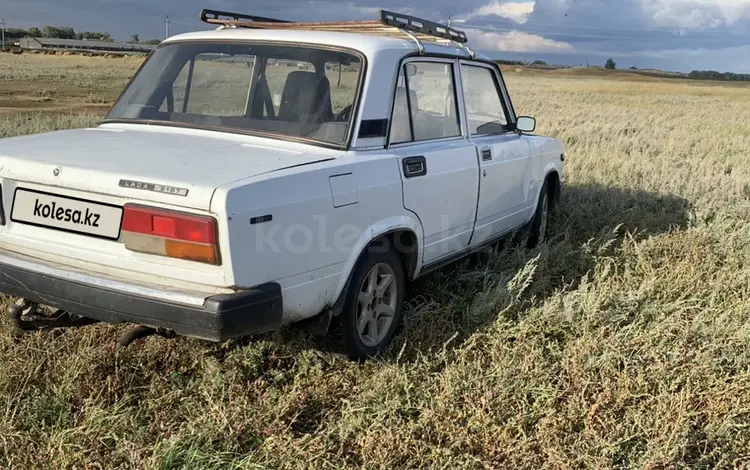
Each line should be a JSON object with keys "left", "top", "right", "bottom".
{"left": 162, "top": 28, "right": 493, "bottom": 62}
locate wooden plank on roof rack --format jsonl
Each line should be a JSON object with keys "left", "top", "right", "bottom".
{"left": 206, "top": 20, "right": 455, "bottom": 42}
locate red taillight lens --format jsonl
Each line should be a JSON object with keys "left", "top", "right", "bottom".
{"left": 152, "top": 216, "right": 176, "bottom": 238}
{"left": 121, "top": 204, "right": 219, "bottom": 264}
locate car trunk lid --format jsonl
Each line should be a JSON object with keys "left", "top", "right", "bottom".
{"left": 0, "top": 124, "right": 337, "bottom": 211}
{"left": 0, "top": 124, "right": 339, "bottom": 288}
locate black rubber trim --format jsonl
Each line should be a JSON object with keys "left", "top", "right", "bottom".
{"left": 420, "top": 228, "right": 515, "bottom": 276}
{"left": 0, "top": 183, "right": 5, "bottom": 226}
{"left": 0, "top": 260, "right": 283, "bottom": 342}
{"left": 358, "top": 118, "right": 389, "bottom": 138}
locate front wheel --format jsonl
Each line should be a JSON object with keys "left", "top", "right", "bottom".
{"left": 333, "top": 244, "right": 405, "bottom": 362}
{"left": 513, "top": 180, "right": 552, "bottom": 249}
{"left": 526, "top": 180, "right": 552, "bottom": 248}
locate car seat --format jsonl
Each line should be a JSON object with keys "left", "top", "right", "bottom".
{"left": 278, "top": 71, "right": 334, "bottom": 123}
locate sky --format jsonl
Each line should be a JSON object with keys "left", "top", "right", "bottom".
{"left": 4, "top": 0, "right": 750, "bottom": 73}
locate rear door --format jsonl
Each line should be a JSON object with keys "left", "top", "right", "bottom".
{"left": 458, "top": 61, "right": 532, "bottom": 247}
{"left": 389, "top": 58, "right": 480, "bottom": 265}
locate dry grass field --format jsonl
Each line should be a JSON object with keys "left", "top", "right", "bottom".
{"left": 2, "top": 52, "right": 750, "bottom": 469}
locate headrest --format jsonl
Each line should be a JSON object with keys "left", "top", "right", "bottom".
{"left": 279, "top": 71, "right": 333, "bottom": 123}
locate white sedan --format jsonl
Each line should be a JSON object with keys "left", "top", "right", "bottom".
{"left": 0, "top": 10, "right": 564, "bottom": 361}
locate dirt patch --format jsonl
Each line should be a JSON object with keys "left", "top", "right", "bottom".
{"left": 0, "top": 78, "right": 120, "bottom": 115}
{"left": 0, "top": 96, "right": 112, "bottom": 115}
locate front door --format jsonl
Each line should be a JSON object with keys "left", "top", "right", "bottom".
{"left": 389, "top": 59, "right": 480, "bottom": 265}
{"left": 458, "top": 61, "right": 532, "bottom": 247}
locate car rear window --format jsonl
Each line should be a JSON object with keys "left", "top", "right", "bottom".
{"left": 107, "top": 42, "right": 364, "bottom": 148}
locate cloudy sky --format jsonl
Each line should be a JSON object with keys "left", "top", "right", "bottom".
{"left": 5, "top": 0, "right": 750, "bottom": 72}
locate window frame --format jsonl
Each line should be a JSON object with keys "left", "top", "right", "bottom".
{"left": 386, "top": 56, "right": 466, "bottom": 148}
{"left": 457, "top": 60, "right": 516, "bottom": 137}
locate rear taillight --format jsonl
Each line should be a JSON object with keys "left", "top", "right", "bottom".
{"left": 121, "top": 204, "right": 219, "bottom": 265}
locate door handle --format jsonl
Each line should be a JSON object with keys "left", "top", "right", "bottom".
{"left": 481, "top": 148, "right": 492, "bottom": 161}
{"left": 403, "top": 156, "right": 427, "bottom": 178}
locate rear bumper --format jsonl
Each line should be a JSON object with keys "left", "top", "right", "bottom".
{"left": 0, "top": 252, "right": 283, "bottom": 342}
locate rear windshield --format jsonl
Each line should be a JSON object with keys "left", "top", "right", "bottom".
{"left": 106, "top": 42, "right": 364, "bottom": 147}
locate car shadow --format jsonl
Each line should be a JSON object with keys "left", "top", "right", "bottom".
{"left": 207, "top": 182, "right": 693, "bottom": 363}
{"left": 383, "top": 182, "right": 694, "bottom": 363}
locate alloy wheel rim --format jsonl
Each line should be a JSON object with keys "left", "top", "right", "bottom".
{"left": 356, "top": 262, "right": 398, "bottom": 347}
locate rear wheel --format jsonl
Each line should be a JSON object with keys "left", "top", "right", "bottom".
{"left": 334, "top": 244, "right": 405, "bottom": 362}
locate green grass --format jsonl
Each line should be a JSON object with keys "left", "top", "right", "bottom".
{"left": 2, "top": 53, "right": 750, "bottom": 469}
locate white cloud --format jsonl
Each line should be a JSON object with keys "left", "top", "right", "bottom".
{"left": 466, "top": 28, "right": 574, "bottom": 52}
{"left": 472, "top": 1, "right": 536, "bottom": 23}
{"left": 644, "top": 0, "right": 750, "bottom": 28}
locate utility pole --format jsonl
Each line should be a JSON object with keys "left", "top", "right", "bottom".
{"left": 165, "top": 15, "right": 170, "bottom": 39}
{"left": 447, "top": 16, "right": 451, "bottom": 27}
{"left": 1, "top": 18, "right": 6, "bottom": 52}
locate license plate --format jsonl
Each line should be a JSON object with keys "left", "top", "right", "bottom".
{"left": 11, "top": 188, "right": 123, "bottom": 240}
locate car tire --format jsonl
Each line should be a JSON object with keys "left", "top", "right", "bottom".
{"left": 333, "top": 242, "right": 405, "bottom": 362}
{"left": 525, "top": 180, "right": 552, "bottom": 248}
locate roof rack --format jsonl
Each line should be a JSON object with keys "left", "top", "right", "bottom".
{"left": 199, "top": 8, "right": 473, "bottom": 55}
{"left": 200, "top": 9, "right": 292, "bottom": 25}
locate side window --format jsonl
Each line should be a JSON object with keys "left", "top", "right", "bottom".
{"left": 169, "top": 64, "right": 189, "bottom": 113}
{"left": 390, "top": 70, "right": 413, "bottom": 144}
{"left": 390, "top": 61, "right": 461, "bottom": 144}
{"left": 162, "top": 53, "right": 256, "bottom": 116}
{"left": 460, "top": 65, "right": 509, "bottom": 135}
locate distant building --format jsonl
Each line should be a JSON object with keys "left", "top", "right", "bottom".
{"left": 17, "top": 37, "right": 156, "bottom": 54}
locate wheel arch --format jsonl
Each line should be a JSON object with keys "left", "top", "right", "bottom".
{"left": 545, "top": 168, "right": 561, "bottom": 209}
{"left": 329, "top": 216, "right": 423, "bottom": 317}
{"left": 533, "top": 163, "right": 562, "bottom": 210}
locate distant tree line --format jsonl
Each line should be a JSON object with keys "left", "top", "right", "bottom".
{"left": 5, "top": 26, "right": 113, "bottom": 42}
{"left": 486, "top": 59, "right": 749, "bottom": 81}
{"left": 688, "top": 70, "right": 750, "bottom": 82}
{"left": 495, "top": 59, "right": 550, "bottom": 66}
{"left": 4, "top": 26, "right": 161, "bottom": 45}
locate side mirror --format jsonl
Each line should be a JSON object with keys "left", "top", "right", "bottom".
{"left": 405, "top": 63, "right": 418, "bottom": 77}
{"left": 516, "top": 116, "right": 536, "bottom": 133}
